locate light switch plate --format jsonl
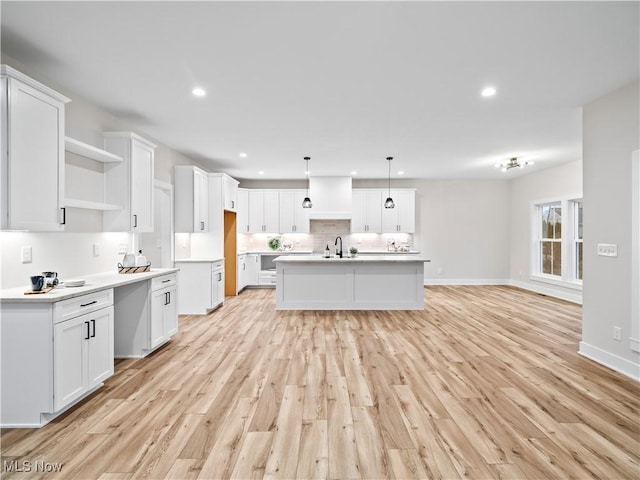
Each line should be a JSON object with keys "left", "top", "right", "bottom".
{"left": 93, "top": 243, "right": 100, "bottom": 257}
{"left": 597, "top": 243, "right": 618, "bottom": 257}
{"left": 21, "top": 246, "right": 32, "bottom": 263}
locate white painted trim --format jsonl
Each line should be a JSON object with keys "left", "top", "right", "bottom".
{"left": 424, "top": 278, "right": 509, "bottom": 286}
{"left": 579, "top": 342, "right": 640, "bottom": 381}
{"left": 630, "top": 337, "right": 640, "bottom": 354}
{"left": 510, "top": 279, "right": 582, "bottom": 304}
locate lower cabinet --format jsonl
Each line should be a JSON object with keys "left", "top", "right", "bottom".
{"left": 175, "top": 260, "right": 225, "bottom": 314}
{"left": 151, "top": 277, "right": 178, "bottom": 349}
{"left": 53, "top": 305, "right": 114, "bottom": 411}
{"left": 114, "top": 273, "right": 178, "bottom": 357}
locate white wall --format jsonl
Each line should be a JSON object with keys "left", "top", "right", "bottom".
{"left": 416, "top": 179, "right": 511, "bottom": 284}
{"left": 509, "top": 160, "right": 583, "bottom": 302}
{"left": 580, "top": 80, "right": 640, "bottom": 380}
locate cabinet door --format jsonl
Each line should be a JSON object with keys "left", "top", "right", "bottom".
{"left": 87, "top": 307, "right": 114, "bottom": 388}
{"left": 246, "top": 254, "right": 260, "bottom": 286}
{"left": 223, "top": 175, "right": 238, "bottom": 212}
{"left": 263, "top": 191, "right": 280, "bottom": 233}
{"left": 2, "top": 77, "right": 66, "bottom": 231}
{"left": 54, "top": 316, "right": 87, "bottom": 411}
{"left": 248, "top": 190, "right": 264, "bottom": 233}
{"left": 150, "top": 289, "right": 167, "bottom": 349}
{"left": 237, "top": 255, "right": 247, "bottom": 291}
{"left": 237, "top": 188, "right": 249, "bottom": 233}
{"left": 194, "top": 168, "right": 209, "bottom": 232}
{"left": 163, "top": 286, "right": 178, "bottom": 338}
{"left": 382, "top": 190, "right": 415, "bottom": 233}
{"left": 352, "top": 190, "right": 382, "bottom": 233}
{"left": 130, "top": 139, "right": 154, "bottom": 232}
{"left": 213, "top": 268, "right": 224, "bottom": 307}
{"left": 279, "top": 191, "right": 296, "bottom": 233}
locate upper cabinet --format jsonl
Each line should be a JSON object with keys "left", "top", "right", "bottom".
{"left": 248, "top": 190, "right": 279, "bottom": 233}
{"left": 222, "top": 174, "right": 239, "bottom": 212}
{"left": 102, "top": 132, "right": 156, "bottom": 232}
{"left": 279, "top": 190, "right": 310, "bottom": 233}
{"left": 236, "top": 188, "right": 249, "bottom": 233}
{"left": 1, "top": 65, "right": 70, "bottom": 231}
{"left": 351, "top": 190, "right": 382, "bottom": 233}
{"left": 174, "top": 166, "right": 209, "bottom": 232}
{"left": 381, "top": 189, "right": 416, "bottom": 233}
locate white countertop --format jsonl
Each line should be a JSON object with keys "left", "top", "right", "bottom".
{"left": 274, "top": 254, "right": 430, "bottom": 263}
{"left": 174, "top": 258, "right": 224, "bottom": 263}
{"left": 239, "top": 250, "right": 313, "bottom": 255}
{"left": 0, "top": 268, "right": 179, "bottom": 303}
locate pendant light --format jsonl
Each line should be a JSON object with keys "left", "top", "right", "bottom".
{"left": 384, "top": 156, "right": 395, "bottom": 209}
{"left": 302, "top": 156, "right": 312, "bottom": 208}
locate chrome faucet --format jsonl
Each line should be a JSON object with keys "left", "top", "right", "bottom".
{"left": 335, "top": 236, "right": 343, "bottom": 258}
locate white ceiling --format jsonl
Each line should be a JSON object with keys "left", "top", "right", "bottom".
{"left": 1, "top": 1, "right": 638, "bottom": 181}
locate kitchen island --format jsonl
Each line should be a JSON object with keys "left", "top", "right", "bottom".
{"left": 275, "top": 255, "right": 429, "bottom": 310}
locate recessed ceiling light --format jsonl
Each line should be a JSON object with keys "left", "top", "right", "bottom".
{"left": 258, "top": 170, "right": 264, "bottom": 175}
{"left": 481, "top": 86, "right": 496, "bottom": 97}
{"left": 351, "top": 171, "right": 357, "bottom": 176}
{"left": 397, "top": 170, "right": 404, "bottom": 175}
{"left": 239, "top": 152, "right": 247, "bottom": 158}
{"left": 192, "top": 87, "right": 206, "bottom": 97}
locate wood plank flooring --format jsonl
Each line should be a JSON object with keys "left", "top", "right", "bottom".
{"left": 2, "top": 286, "right": 639, "bottom": 479}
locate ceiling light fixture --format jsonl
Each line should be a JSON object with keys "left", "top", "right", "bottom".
{"left": 302, "top": 156, "right": 312, "bottom": 208}
{"left": 384, "top": 156, "right": 395, "bottom": 209}
{"left": 481, "top": 86, "right": 496, "bottom": 97}
{"left": 192, "top": 87, "right": 206, "bottom": 97}
{"left": 239, "top": 152, "right": 247, "bottom": 158}
{"left": 494, "top": 157, "right": 534, "bottom": 172}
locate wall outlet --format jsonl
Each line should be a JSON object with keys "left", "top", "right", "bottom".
{"left": 93, "top": 243, "right": 100, "bottom": 257}
{"left": 21, "top": 246, "right": 32, "bottom": 263}
{"left": 597, "top": 243, "right": 618, "bottom": 257}
{"left": 436, "top": 267, "right": 443, "bottom": 275}
{"left": 118, "top": 244, "right": 128, "bottom": 254}
{"left": 613, "top": 326, "right": 622, "bottom": 341}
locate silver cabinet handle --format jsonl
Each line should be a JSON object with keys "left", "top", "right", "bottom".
{"left": 133, "top": 214, "right": 138, "bottom": 228}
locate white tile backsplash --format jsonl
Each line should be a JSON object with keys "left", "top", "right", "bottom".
{"left": 238, "top": 220, "right": 413, "bottom": 255}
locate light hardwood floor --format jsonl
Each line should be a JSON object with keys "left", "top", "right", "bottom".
{"left": 1, "top": 286, "right": 639, "bottom": 479}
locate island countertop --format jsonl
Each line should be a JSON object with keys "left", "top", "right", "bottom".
{"left": 274, "top": 254, "right": 430, "bottom": 263}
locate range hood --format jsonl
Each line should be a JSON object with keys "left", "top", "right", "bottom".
{"left": 308, "top": 176, "right": 352, "bottom": 220}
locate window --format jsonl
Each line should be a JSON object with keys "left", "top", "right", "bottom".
{"left": 532, "top": 197, "right": 582, "bottom": 287}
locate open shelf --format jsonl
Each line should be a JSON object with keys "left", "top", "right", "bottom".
{"left": 64, "top": 198, "right": 122, "bottom": 211}
{"left": 65, "top": 137, "right": 123, "bottom": 163}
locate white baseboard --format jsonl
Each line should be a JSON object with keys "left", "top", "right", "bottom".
{"left": 579, "top": 342, "right": 640, "bottom": 381}
{"left": 424, "top": 278, "right": 509, "bottom": 286}
{"left": 509, "top": 279, "right": 583, "bottom": 304}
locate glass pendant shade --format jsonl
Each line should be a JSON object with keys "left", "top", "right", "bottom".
{"left": 384, "top": 156, "right": 395, "bottom": 208}
{"left": 302, "top": 156, "right": 312, "bottom": 208}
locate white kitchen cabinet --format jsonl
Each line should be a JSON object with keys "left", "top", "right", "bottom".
{"left": 351, "top": 190, "right": 382, "bottom": 233}
{"left": 113, "top": 272, "right": 178, "bottom": 357}
{"left": 174, "top": 166, "right": 209, "bottom": 232}
{"left": 237, "top": 254, "right": 247, "bottom": 292}
{"left": 175, "top": 261, "right": 224, "bottom": 314}
{"left": 279, "top": 190, "right": 310, "bottom": 233}
{"left": 151, "top": 276, "right": 178, "bottom": 349}
{"left": 1, "top": 65, "right": 70, "bottom": 231}
{"left": 223, "top": 174, "right": 239, "bottom": 212}
{"left": 53, "top": 303, "right": 114, "bottom": 411}
{"left": 248, "top": 190, "right": 279, "bottom": 233}
{"left": 381, "top": 189, "right": 416, "bottom": 233}
{"left": 237, "top": 188, "right": 249, "bottom": 233}
{"left": 246, "top": 254, "right": 260, "bottom": 287}
{"left": 103, "top": 132, "right": 156, "bottom": 232}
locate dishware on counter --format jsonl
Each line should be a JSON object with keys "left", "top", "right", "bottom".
{"left": 30, "top": 275, "right": 45, "bottom": 291}
{"left": 122, "top": 253, "right": 136, "bottom": 267}
{"left": 63, "top": 278, "right": 86, "bottom": 287}
{"left": 42, "top": 271, "right": 59, "bottom": 286}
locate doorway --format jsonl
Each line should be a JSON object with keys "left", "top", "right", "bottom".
{"left": 224, "top": 210, "right": 237, "bottom": 296}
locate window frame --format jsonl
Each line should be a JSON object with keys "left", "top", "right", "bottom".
{"left": 530, "top": 195, "right": 583, "bottom": 290}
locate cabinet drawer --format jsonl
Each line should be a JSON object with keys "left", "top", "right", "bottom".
{"left": 211, "top": 261, "right": 224, "bottom": 271}
{"left": 54, "top": 289, "right": 114, "bottom": 324}
{"left": 259, "top": 270, "right": 277, "bottom": 285}
{"left": 151, "top": 273, "right": 177, "bottom": 291}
